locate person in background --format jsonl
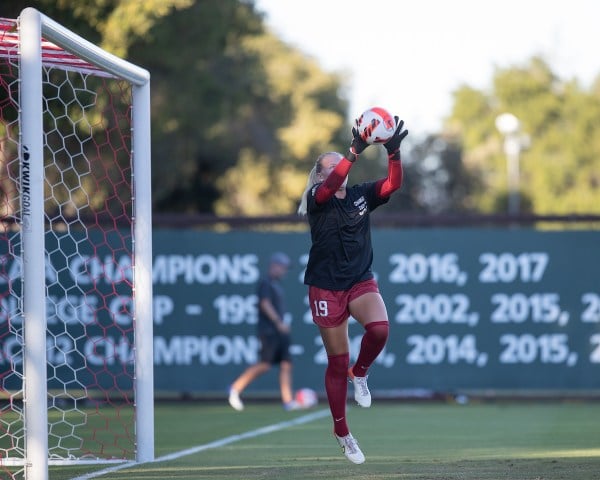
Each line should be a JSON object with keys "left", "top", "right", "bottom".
{"left": 228, "top": 252, "right": 300, "bottom": 411}
{"left": 297, "top": 117, "right": 408, "bottom": 464}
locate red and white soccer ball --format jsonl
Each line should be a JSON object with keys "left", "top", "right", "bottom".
{"left": 356, "top": 106, "right": 396, "bottom": 144}
{"left": 295, "top": 388, "right": 318, "bottom": 409}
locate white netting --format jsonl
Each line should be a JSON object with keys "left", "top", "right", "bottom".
{"left": 0, "top": 15, "right": 138, "bottom": 479}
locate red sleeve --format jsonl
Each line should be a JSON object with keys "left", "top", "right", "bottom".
{"left": 375, "top": 159, "right": 403, "bottom": 198}
{"left": 314, "top": 157, "right": 354, "bottom": 204}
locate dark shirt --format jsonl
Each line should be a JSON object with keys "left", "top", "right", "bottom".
{"left": 256, "top": 275, "right": 286, "bottom": 336}
{"left": 304, "top": 181, "right": 389, "bottom": 290}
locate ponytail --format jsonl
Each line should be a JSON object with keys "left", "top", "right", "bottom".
{"left": 297, "top": 152, "right": 340, "bottom": 216}
{"left": 297, "top": 165, "right": 319, "bottom": 215}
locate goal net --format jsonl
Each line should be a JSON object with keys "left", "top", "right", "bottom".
{"left": 0, "top": 8, "right": 153, "bottom": 480}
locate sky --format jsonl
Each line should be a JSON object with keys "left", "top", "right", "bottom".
{"left": 254, "top": 0, "right": 600, "bottom": 136}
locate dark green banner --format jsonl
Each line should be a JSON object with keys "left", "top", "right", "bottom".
{"left": 1, "top": 228, "right": 599, "bottom": 394}
{"left": 149, "top": 229, "right": 600, "bottom": 394}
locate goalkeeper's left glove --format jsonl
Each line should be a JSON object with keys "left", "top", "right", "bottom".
{"left": 384, "top": 117, "right": 408, "bottom": 160}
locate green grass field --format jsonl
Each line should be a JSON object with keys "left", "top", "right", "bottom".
{"left": 48, "top": 400, "right": 600, "bottom": 480}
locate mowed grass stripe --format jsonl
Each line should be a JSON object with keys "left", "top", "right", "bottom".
{"left": 46, "top": 401, "right": 600, "bottom": 480}
{"left": 67, "top": 407, "right": 330, "bottom": 480}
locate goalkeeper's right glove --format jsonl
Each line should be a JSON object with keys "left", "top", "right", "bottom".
{"left": 347, "top": 124, "right": 369, "bottom": 162}
{"left": 384, "top": 117, "right": 408, "bottom": 160}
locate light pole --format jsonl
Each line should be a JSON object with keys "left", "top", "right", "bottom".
{"left": 495, "top": 112, "right": 523, "bottom": 215}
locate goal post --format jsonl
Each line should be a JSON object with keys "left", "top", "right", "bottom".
{"left": 0, "top": 7, "right": 153, "bottom": 480}
{"left": 20, "top": 9, "right": 48, "bottom": 480}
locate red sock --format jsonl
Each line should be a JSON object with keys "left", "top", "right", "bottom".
{"left": 351, "top": 321, "right": 389, "bottom": 378}
{"left": 326, "top": 353, "right": 350, "bottom": 437}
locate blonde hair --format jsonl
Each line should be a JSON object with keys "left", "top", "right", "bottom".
{"left": 297, "top": 152, "right": 340, "bottom": 216}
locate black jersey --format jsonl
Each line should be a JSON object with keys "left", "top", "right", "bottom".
{"left": 256, "top": 275, "right": 286, "bottom": 336}
{"left": 304, "top": 181, "right": 389, "bottom": 290}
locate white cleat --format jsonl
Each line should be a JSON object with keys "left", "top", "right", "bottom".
{"left": 334, "top": 432, "right": 365, "bottom": 464}
{"left": 348, "top": 368, "right": 371, "bottom": 408}
{"left": 228, "top": 388, "right": 244, "bottom": 411}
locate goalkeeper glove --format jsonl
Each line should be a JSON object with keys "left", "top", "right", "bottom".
{"left": 347, "top": 123, "right": 369, "bottom": 162}
{"left": 384, "top": 117, "right": 408, "bottom": 160}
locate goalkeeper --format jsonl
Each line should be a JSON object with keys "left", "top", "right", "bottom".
{"left": 297, "top": 117, "right": 408, "bottom": 464}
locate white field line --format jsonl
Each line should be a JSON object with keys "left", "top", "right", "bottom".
{"left": 69, "top": 408, "right": 330, "bottom": 480}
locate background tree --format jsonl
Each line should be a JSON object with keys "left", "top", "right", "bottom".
{"left": 445, "top": 56, "right": 600, "bottom": 214}
{"left": 2, "top": 0, "right": 351, "bottom": 215}
{"left": 390, "top": 134, "right": 479, "bottom": 214}
{"left": 130, "top": 2, "right": 349, "bottom": 214}
{"left": 2, "top": 3, "right": 599, "bottom": 216}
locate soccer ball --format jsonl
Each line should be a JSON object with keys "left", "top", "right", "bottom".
{"left": 356, "top": 106, "right": 396, "bottom": 144}
{"left": 295, "top": 388, "right": 318, "bottom": 409}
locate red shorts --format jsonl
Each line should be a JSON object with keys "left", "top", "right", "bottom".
{"left": 308, "top": 278, "right": 380, "bottom": 328}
